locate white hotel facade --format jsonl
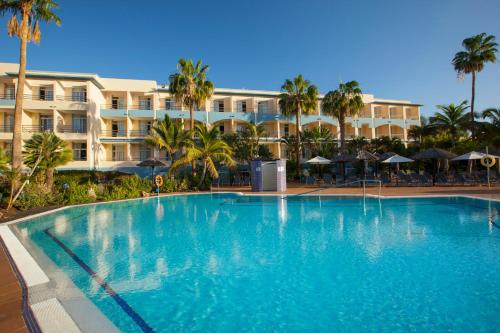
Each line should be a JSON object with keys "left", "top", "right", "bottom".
{"left": 0, "top": 63, "right": 421, "bottom": 171}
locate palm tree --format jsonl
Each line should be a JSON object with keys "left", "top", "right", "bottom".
{"left": 302, "top": 127, "right": 333, "bottom": 157}
{"left": 482, "top": 107, "right": 500, "bottom": 127}
{"left": 144, "top": 115, "right": 191, "bottom": 168}
{"left": 169, "top": 59, "right": 214, "bottom": 132}
{"left": 171, "top": 124, "right": 235, "bottom": 188}
{"left": 0, "top": 0, "right": 60, "bottom": 177}
{"left": 240, "top": 122, "right": 266, "bottom": 160}
{"left": 322, "top": 81, "right": 364, "bottom": 153}
{"left": 278, "top": 75, "right": 319, "bottom": 177}
{"left": 23, "top": 132, "right": 72, "bottom": 189}
{"left": 429, "top": 101, "right": 470, "bottom": 138}
{"left": 452, "top": 33, "right": 498, "bottom": 138}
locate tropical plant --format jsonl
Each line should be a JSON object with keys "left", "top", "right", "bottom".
{"left": 278, "top": 75, "right": 319, "bottom": 177}
{"left": 482, "top": 107, "right": 500, "bottom": 127}
{"left": 23, "top": 132, "right": 72, "bottom": 189}
{"left": 302, "top": 127, "right": 334, "bottom": 157}
{"left": 144, "top": 115, "right": 191, "bottom": 168}
{"left": 408, "top": 117, "right": 433, "bottom": 143}
{"left": 0, "top": 0, "right": 60, "bottom": 180}
{"left": 452, "top": 33, "right": 498, "bottom": 138}
{"left": 429, "top": 101, "right": 470, "bottom": 138}
{"left": 322, "top": 81, "right": 364, "bottom": 153}
{"left": 0, "top": 147, "right": 9, "bottom": 173}
{"left": 171, "top": 124, "right": 235, "bottom": 188}
{"left": 240, "top": 122, "right": 267, "bottom": 160}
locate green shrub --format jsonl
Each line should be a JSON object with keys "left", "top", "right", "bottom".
{"left": 61, "top": 180, "right": 97, "bottom": 205}
{"left": 100, "top": 175, "right": 151, "bottom": 201}
{"left": 159, "top": 177, "right": 190, "bottom": 193}
{"left": 14, "top": 182, "right": 61, "bottom": 211}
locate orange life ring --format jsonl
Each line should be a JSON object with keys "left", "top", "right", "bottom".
{"left": 480, "top": 156, "right": 496, "bottom": 168}
{"left": 154, "top": 175, "right": 164, "bottom": 187}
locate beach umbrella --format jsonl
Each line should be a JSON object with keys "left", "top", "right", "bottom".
{"left": 412, "top": 148, "right": 456, "bottom": 185}
{"left": 332, "top": 153, "right": 356, "bottom": 181}
{"left": 381, "top": 154, "right": 414, "bottom": 175}
{"left": 137, "top": 159, "right": 166, "bottom": 183}
{"left": 306, "top": 156, "right": 331, "bottom": 179}
{"left": 356, "top": 150, "right": 378, "bottom": 178}
{"left": 452, "top": 151, "right": 500, "bottom": 175}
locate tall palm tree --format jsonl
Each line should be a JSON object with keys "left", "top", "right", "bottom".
{"left": 429, "top": 101, "right": 470, "bottom": 138}
{"left": 0, "top": 0, "right": 60, "bottom": 177}
{"left": 240, "top": 122, "right": 266, "bottom": 160}
{"left": 171, "top": 124, "right": 235, "bottom": 188}
{"left": 278, "top": 75, "right": 319, "bottom": 177}
{"left": 322, "top": 81, "right": 364, "bottom": 153}
{"left": 302, "top": 127, "right": 333, "bottom": 157}
{"left": 482, "top": 107, "right": 500, "bottom": 127}
{"left": 144, "top": 115, "right": 191, "bottom": 168}
{"left": 169, "top": 59, "right": 214, "bottom": 132}
{"left": 23, "top": 132, "right": 72, "bottom": 189}
{"left": 452, "top": 33, "right": 498, "bottom": 138}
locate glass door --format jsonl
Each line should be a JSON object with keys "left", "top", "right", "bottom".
{"left": 72, "top": 115, "right": 87, "bottom": 133}
{"left": 40, "top": 115, "right": 53, "bottom": 132}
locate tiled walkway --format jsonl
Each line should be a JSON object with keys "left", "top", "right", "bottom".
{"left": 0, "top": 240, "right": 28, "bottom": 333}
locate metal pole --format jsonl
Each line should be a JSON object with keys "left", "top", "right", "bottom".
{"left": 363, "top": 180, "right": 366, "bottom": 197}
{"left": 486, "top": 146, "right": 491, "bottom": 188}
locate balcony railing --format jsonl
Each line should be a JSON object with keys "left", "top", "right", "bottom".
{"left": 129, "top": 104, "right": 153, "bottom": 111}
{"left": 57, "top": 125, "right": 87, "bottom": 133}
{"left": 100, "top": 130, "right": 127, "bottom": 137}
{"left": 56, "top": 95, "right": 87, "bottom": 102}
{"left": 0, "top": 125, "right": 13, "bottom": 133}
{"left": 129, "top": 130, "right": 151, "bottom": 137}
{"left": 0, "top": 94, "right": 16, "bottom": 100}
{"left": 101, "top": 103, "right": 127, "bottom": 110}
{"left": 22, "top": 125, "right": 53, "bottom": 133}
{"left": 24, "top": 94, "right": 55, "bottom": 101}
{"left": 111, "top": 152, "right": 126, "bottom": 161}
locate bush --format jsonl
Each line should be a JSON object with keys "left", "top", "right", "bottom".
{"left": 61, "top": 180, "right": 97, "bottom": 205}
{"left": 159, "top": 177, "right": 190, "bottom": 193}
{"left": 100, "top": 175, "right": 151, "bottom": 201}
{"left": 14, "top": 182, "right": 61, "bottom": 211}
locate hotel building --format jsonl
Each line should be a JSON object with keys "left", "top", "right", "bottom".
{"left": 0, "top": 63, "right": 421, "bottom": 171}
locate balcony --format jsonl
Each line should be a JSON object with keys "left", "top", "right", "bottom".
{"left": 100, "top": 104, "right": 128, "bottom": 118}
{"left": 100, "top": 130, "right": 126, "bottom": 137}
{"left": 0, "top": 94, "right": 16, "bottom": 107}
{"left": 129, "top": 130, "right": 151, "bottom": 137}
{"left": 0, "top": 125, "right": 13, "bottom": 133}
{"left": 57, "top": 125, "right": 87, "bottom": 133}
{"left": 22, "top": 125, "right": 53, "bottom": 134}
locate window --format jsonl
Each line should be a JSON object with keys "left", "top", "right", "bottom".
{"left": 4, "top": 143, "right": 12, "bottom": 157}
{"left": 39, "top": 86, "right": 53, "bottom": 101}
{"left": 140, "top": 121, "right": 151, "bottom": 135}
{"left": 112, "top": 145, "right": 125, "bottom": 161}
{"left": 4, "top": 85, "right": 15, "bottom": 100}
{"left": 237, "top": 101, "right": 247, "bottom": 113}
{"left": 3, "top": 114, "right": 13, "bottom": 132}
{"left": 214, "top": 100, "right": 224, "bottom": 112}
{"left": 40, "top": 115, "right": 53, "bottom": 132}
{"left": 72, "top": 87, "right": 87, "bottom": 102}
{"left": 165, "top": 98, "right": 174, "bottom": 110}
{"left": 111, "top": 96, "right": 124, "bottom": 109}
{"left": 139, "top": 97, "right": 151, "bottom": 110}
{"left": 111, "top": 121, "right": 125, "bottom": 136}
{"left": 284, "top": 124, "right": 289, "bottom": 137}
{"left": 139, "top": 144, "right": 152, "bottom": 160}
{"left": 72, "top": 143, "right": 87, "bottom": 161}
{"left": 236, "top": 124, "right": 246, "bottom": 132}
{"left": 258, "top": 101, "right": 268, "bottom": 113}
{"left": 72, "top": 115, "right": 87, "bottom": 133}
{"left": 219, "top": 125, "right": 225, "bottom": 134}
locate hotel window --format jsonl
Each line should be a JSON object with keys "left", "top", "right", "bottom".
{"left": 237, "top": 101, "right": 247, "bottom": 113}
{"left": 139, "top": 97, "right": 151, "bottom": 110}
{"left": 219, "top": 125, "right": 225, "bottom": 134}
{"left": 72, "top": 87, "right": 87, "bottom": 102}
{"left": 284, "top": 124, "right": 289, "bottom": 137}
{"left": 111, "top": 96, "right": 124, "bottom": 109}
{"left": 236, "top": 124, "right": 246, "bottom": 133}
{"left": 72, "top": 115, "right": 87, "bottom": 133}
{"left": 4, "top": 142, "right": 12, "bottom": 157}
{"left": 140, "top": 121, "right": 151, "bottom": 135}
{"left": 165, "top": 98, "right": 174, "bottom": 110}
{"left": 258, "top": 101, "right": 268, "bottom": 113}
{"left": 4, "top": 85, "right": 15, "bottom": 99}
{"left": 139, "top": 144, "right": 152, "bottom": 160}
{"left": 40, "top": 115, "right": 53, "bottom": 132}
{"left": 214, "top": 100, "right": 225, "bottom": 112}
{"left": 112, "top": 145, "right": 125, "bottom": 161}
{"left": 3, "top": 113, "right": 13, "bottom": 132}
{"left": 72, "top": 143, "right": 87, "bottom": 161}
{"left": 111, "top": 120, "right": 125, "bottom": 136}
{"left": 39, "top": 86, "right": 54, "bottom": 101}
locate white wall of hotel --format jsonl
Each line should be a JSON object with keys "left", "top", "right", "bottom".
{"left": 0, "top": 63, "right": 421, "bottom": 172}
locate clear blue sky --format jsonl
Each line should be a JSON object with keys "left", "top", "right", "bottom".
{"left": 0, "top": 0, "right": 499, "bottom": 117}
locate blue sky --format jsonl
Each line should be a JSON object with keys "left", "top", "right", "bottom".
{"left": 0, "top": 0, "right": 499, "bottom": 117}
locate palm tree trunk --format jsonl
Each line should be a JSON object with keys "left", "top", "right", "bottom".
{"left": 46, "top": 168, "right": 54, "bottom": 190}
{"left": 197, "top": 160, "right": 207, "bottom": 188}
{"left": 295, "top": 107, "right": 302, "bottom": 179}
{"left": 190, "top": 104, "right": 196, "bottom": 176}
{"left": 339, "top": 111, "right": 346, "bottom": 153}
{"left": 470, "top": 70, "right": 476, "bottom": 139}
{"left": 11, "top": 8, "right": 31, "bottom": 187}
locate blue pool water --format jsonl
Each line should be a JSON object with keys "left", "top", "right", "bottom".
{"left": 14, "top": 194, "right": 500, "bottom": 332}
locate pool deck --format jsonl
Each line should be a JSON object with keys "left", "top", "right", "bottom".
{"left": 0, "top": 239, "right": 28, "bottom": 333}
{"left": 213, "top": 184, "right": 500, "bottom": 200}
{"left": 0, "top": 184, "right": 498, "bottom": 333}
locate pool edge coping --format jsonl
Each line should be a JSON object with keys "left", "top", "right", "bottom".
{"left": 1, "top": 191, "right": 499, "bottom": 333}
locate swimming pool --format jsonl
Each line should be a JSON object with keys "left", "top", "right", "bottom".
{"left": 13, "top": 194, "right": 500, "bottom": 332}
